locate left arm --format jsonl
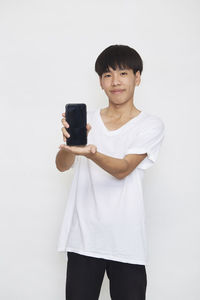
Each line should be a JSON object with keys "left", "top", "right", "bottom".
{"left": 86, "top": 151, "right": 147, "bottom": 179}
{"left": 59, "top": 143, "right": 147, "bottom": 179}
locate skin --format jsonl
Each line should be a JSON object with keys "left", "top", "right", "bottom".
{"left": 99, "top": 66, "right": 142, "bottom": 124}
{"left": 56, "top": 65, "right": 147, "bottom": 179}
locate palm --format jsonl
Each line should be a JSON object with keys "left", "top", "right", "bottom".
{"left": 59, "top": 122, "right": 96, "bottom": 156}
{"left": 59, "top": 144, "right": 97, "bottom": 156}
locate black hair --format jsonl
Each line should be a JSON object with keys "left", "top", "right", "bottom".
{"left": 95, "top": 44, "right": 143, "bottom": 77}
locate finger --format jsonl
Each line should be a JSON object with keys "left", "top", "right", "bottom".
{"left": 61, "top": 118, "right": 69, "bottom": 128}
{"left": 59, "top": 144, "right": 71, "bottom": 151}
{"left": 90, "top": 146, "right": 94, "bottom": 153}
{"left": 89, "top": 145, "right": 97, "bottom": 154}
{"left": 61, "top": 117, "right": 69, "bottom": 127}
{"left": 91, "top": 146, "right": 97, "bottom": 153}
{"left": 61, "top": 127, "right": 70, "bottom": 138}
{"left": 86, "top": 123, "right": 92, "bottom": 136}
{"left": 86, "top": 123, "right": 92, "bottom": 130}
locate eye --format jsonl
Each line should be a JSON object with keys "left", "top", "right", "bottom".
{"left": 121, "top": 72, "right": 127, "bottom": 75}
{"left": 104, "top": 74, "right": 111, "bottom": 78}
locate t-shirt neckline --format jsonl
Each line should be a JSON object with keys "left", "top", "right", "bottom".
{"left": 97, "top": 108, "right": 145, "bottom": 136}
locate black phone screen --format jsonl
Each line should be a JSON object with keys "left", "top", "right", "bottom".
{"left": 65, "top": 103, "right": 87, "bottom": 146}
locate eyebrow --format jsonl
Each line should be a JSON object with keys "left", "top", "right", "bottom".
{"left": 104, "top": 68, "right": 128, "bottom": 74}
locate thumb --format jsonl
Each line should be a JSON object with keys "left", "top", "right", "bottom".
{"left": 86, "top": 123, "right": 92, "bottom": 132}
{"left": 90, "top": 145, "right": 97, "bottom": 154}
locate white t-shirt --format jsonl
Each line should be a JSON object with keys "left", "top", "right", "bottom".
{"left": 57, "top": 108, "right": 165, "bottom": 265}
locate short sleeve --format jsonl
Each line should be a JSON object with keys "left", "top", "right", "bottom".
{"left": 125, "top": 119, "right": 165, "bottom": 170}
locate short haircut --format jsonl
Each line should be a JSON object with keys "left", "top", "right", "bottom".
{"left": 95, "top": 44, "right": 143, "bottom": 78}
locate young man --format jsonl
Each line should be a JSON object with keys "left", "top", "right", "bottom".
{"left": 55, "top": 44, "right": 165, "bottom": 300}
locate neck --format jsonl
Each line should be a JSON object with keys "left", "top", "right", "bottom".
{"left": 105, "top": 100, "right": 139, "bottom": 118}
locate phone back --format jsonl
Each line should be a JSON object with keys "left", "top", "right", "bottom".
{"left": 65, "top": 103, "right": 87, "bottom": 146}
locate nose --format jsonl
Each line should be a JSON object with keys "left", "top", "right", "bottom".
{"left": 111, "top": 73, "right": 121, "bottom": 86}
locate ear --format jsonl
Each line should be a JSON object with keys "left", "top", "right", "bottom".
{"left": 135, "top": 71, "right": 141, "bottom": 86}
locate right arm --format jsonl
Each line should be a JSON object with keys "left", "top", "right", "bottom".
{"left": 55, "top": 150, "right": 76, "bottom": 172}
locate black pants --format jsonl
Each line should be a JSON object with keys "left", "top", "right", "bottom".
{"left": 65, "top": 251, "right": 147, "bottom": 300}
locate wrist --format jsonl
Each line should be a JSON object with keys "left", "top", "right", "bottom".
{"left": 85, "top": 150, "right": 98, "bottom": 159}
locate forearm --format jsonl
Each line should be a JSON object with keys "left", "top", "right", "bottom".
{"left": 86, "top": 151, "right": 128, "bottom": 179}
{"left": 55, "top": 149, "right": 76, "bottom": 172}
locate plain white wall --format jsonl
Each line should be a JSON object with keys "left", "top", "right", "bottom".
{"left": 1, "top": 0, "right": 199, "bottom": 299}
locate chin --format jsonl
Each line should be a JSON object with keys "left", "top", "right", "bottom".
{"left": 110, "top": 100, "right": 127, "bottom": 106}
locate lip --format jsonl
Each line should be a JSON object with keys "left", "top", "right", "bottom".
{"left": 110, "top": 89, "right": 125, "bottom": 94}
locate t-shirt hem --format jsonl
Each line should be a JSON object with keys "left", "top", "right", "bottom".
{"left": 62, "top": 247, "right": 147, "bottom": 265}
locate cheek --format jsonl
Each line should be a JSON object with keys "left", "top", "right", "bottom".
{"left": 127, "top": 80, "right": 135, "bottom": 91}
{"left": 102, "top": 82, "right": 111, "bottom": 90}
{"left": 125, "top": 86, "right": 134, "bottom": 97}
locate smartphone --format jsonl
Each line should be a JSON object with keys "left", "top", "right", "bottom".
{"left": 65, "top": 103, "right": 87, "bottom": 146}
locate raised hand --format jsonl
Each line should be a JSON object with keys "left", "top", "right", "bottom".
{"left": 59, "top": 112, "right": 97, "bottom": 156}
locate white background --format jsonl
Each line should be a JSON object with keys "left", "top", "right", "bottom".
{"left": 0, "top": 0, "right": 199, "bottom": 299}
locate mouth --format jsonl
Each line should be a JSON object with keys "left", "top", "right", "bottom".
{"left": 110, "top": 89, "right": 125, "bottom": 94}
